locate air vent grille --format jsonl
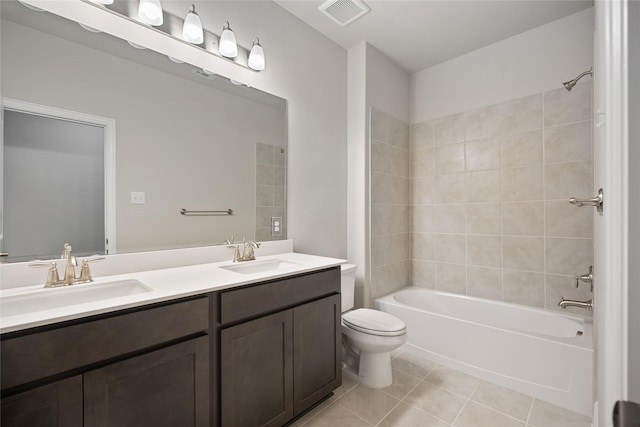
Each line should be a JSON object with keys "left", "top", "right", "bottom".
{"left": 319, "top": 0, "right": 370, "bottom": 26}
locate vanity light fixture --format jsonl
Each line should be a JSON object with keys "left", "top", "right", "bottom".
{"left": 138, "top": 0, "right": 163, "bottom": 26}
{"left": 88, "top": 0, "right": 115, "bottom": 5}
{"left": 219, "top": 21, "right": 238, "bottom": 58}
{"left": 182, "top": 4, "right": 204, "bottom": 44}
{"left": 248, "top": 37, "right": 265, "bottom": 71}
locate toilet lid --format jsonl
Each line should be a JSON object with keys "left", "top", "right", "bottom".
{"left": 343, "top": 309, "right": 406, "bottom": 337}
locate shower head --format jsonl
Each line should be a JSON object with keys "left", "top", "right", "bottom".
{"left": 563, "top": 68, "right": 593, "bottom": 91}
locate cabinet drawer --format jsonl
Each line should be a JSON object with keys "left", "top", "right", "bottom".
{"left": 1, "top": 296, "right": 210, "bottom": 391}
{"left": 219, "top": 267, "right": 340, "bottom": 325}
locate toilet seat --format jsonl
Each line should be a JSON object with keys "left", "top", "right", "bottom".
{"left": 343, "top": 309, "right": 406, "bottom": 337}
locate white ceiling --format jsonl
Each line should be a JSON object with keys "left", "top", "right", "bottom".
{"left": 274, "top": 0, "right": 593, "bottom": 73}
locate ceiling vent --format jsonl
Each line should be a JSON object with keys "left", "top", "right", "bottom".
{"left": 319, "top": 0, "right": 370, "bottom": 26}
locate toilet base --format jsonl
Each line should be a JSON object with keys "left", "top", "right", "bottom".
{"left": 343, "top": 351, "right": 393, "bottom": 389}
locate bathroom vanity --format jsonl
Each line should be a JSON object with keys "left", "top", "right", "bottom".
{"left": 0, "top": 254, "right": 343, "bottom": 427}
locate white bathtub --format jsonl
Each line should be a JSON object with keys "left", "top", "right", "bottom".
{"left": 375, "top": 287, "right": 593, "bottom": 416}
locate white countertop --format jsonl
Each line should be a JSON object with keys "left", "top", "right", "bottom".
{"left": 0, "top": 252, "right": 346, "bottom": 334}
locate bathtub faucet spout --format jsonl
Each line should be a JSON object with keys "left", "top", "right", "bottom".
{"left": 558, "top": 297, "right": 593, "bottom": 311}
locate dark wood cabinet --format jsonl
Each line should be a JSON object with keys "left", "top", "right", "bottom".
{"left": 1, "top": 296, "right": 211, "bottom": 427}
{"left": 84, "top": 336, "right": 210, "bottom": 427}
{"left": 1, "top": 376, "right": 83, "bottom": 427}
{"left": 218, "top": 267, "right": 341, "bottom": 427}
{"left": 220, "top": 310, "right": 294, "bottom": 427}
{"left": 293, "top": 294, "right": 342, "bottom": 416}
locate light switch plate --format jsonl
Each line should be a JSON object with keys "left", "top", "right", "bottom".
{"left": 130, "top": 191, "right": 145, "bottom": 204}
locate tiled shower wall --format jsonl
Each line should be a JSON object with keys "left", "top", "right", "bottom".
{"left": 255, "top": 142, "right": 286, "bottom": 242}
{"left": 409, "top": 83, "right": 594, "bottom": 312}
{"left": 370, "top": 108, "right": 411, "bottom": 305}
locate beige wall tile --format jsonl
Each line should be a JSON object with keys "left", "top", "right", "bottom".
{"left": 545, "top": 121, "right": 592, "bottom": 163}
{"left": 435, "top": 143, "right": 465, "bottom": 174}
{"left": 434, "top": 112, "right": 465, "bottom": 146}
{"left": 465, "top": 104, "right": 501, "bottom": 140}
{"left": 371, "top": 235, "right": 387, "bottom": 267}
{"left": 410, "top": 121, "right": 434, "bottom": 152}
{"left": 543, "top": 83, "right": 592, "bottom": 127}
{"left": 371, "top": 107, "right": 388, "bottom": 142}
{"left": 256, "top": 184, "right": 274, "bottom": 207}
{"left": 500, "top": 93, "right": 543, "bottom": 135}
{"left": 256, "top": 142, "right": 275, "bottom": 165}
{"left": 256, "top": 164, "right": 274, "bottom": 185}
{"left": 256, "top": 206, "right": 273, "bottom": 228}
{"left": 502, "top": 269, "right": 545, "bottom": 308}
{"left": 467, "top": 266, "right": 502, "bottom": 300}
{"left": 371, "top": 140, "right": 389, "bottom": 174}
{"left": 388, "top": 115, "right": 406, "bottom": 148}
{"left": 502, "top": 201, "right": 544, "bottom": 236}
{"left": 544, "top": 161, "right": 592, "bottom": 201}
{"left": 390, "top": 175, "right": 409, "bottom": 205}
{"left": 545, "top": 201, "right": 593, "bottom": 238}
{"left": 501, "top": 130, "right": 543, "bottom": 168}
{"left": 411, "top": 148, "right": 435, "bottom": 177}
{"left": 465, "top": 137, "right": 500, "bottom": 171}
{"left": 274, "top": 166, "right": 286, "bottom": 186}
{"left": 435, "top": 262, "right": 467, "bottom": 294}
{"left": 371, "top": 204, "right": 391, "bottom": 236}
{"left": 412, "top": 233, "right": 436, "bottom": 261}
{"left": 412, "top": 205, "right": 435, "bottom": 233}
{"left": 436, "top": 234, "right": 466, "bottom": 264}
{"left": 466, "top": 170, "right": 501, "bottom": 202}
{"left": 390, "top": 146, "right": 409, "bottom": 178}
{"left": 411, "top": 260, "right": 436, "bottom": 288}
{"left": 389, "top": 205, "right": 410, "bottom": 234}
{"left": 436, "top": 204, "right": 466, "bottom": 233}
{"left": 411, "top": 177, "right": 435, "bottom": 205}
{"left": 274, "top": 186, "right": 286, "bottom": 206}
{"left": 371, "top": 172, "right": 389, "bottom": 204}
{"left": 466, "top": 203, "right": 501, "bottom": 235}
{"left": 467, "top": 235, "right": 502, "bottom": 268}
{"left": 435, "top": 173, "right": 466, "bottom": 203}
{"left": 545, "top": 238, "right": 593, "bottom": 276}
{"left": 501, "top": 165, "right": 543, "bottom": 201}
{"left": 545, "top": 274, "right": 593, "bottom": 313}
{"left": 503, "top": 236, "right": 544, "bottom": 272}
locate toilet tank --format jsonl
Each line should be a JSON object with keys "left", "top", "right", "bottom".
{"left": 340, "top": 264, "right": 357, "bottom": 313}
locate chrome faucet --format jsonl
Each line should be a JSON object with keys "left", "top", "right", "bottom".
{"left": 229, "top": 238, "right": 261, "bottom": 262}
{"left": 558, "top": 297, "right": 593, "bottom": 311}
{"left": 30, "top": 244, "right": 104, "bottom": 288}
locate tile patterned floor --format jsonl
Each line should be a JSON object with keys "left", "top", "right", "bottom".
{"left": 291, "top": 346, "right": 592, "bottom": 427}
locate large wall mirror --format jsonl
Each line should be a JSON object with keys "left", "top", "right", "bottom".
{"left": 0, "top": 0, "right": 287, "bottom": 263}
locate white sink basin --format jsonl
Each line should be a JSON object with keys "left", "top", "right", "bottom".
{"left": 220, "top": 259, "right": 301, "bottom": 275}
{"left": 0, "top": 279, "right": 152, "bottom": 317}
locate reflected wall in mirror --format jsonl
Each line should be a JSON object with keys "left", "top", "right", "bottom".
{"left": 0, "top": 0, "right": 287, "bottom": 262}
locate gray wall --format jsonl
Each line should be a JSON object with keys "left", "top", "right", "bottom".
{"left": 4, "top": 110, "right": 104, "bottom": 261}
{"left": 628, "top": 0, "right": 639, "bottom": 403}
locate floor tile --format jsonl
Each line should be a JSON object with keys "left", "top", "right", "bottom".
{"left": 302, "top": 402, "right": 372, "bottom": 427}
{"left": 329, "top": 375, "right": 359, "bottom": 401}
{"left": 471, "top": 381, "right": 533, "bottom": 421}
{"left": 527, "top": 399, "right": 592, "bottom": 427}
{"left": 391, "top": 351, "right": 436, "bottom": 379}
{"left": 337, "top": 384, "right": 401, "bottom": 425}
{"left": 453, "top": 401, "right": 525, "bottom": 427}
{"left": 404, "top": 381, "right": 467, "bottom": 424}
{"left": 379, "top": 402, "right": 450, "bottom": 427}
{"left": 382, "top": 369, "right": 422, "bottom": 400}
{"left": 424, "top": 366, "right": 481, "bottom": 397}
{"left": 289, "top": 398, "right": 335, "bottom": 427}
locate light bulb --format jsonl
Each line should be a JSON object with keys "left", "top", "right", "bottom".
{"left": 138, "top": 0, "right": 163, "bottom": 26}
{"left": 182, "top": 4, "right": 203, "bottom": 44}
{"left": 219, "top": 21, "right": 238, "bottom": 58}
{"left": 248, "top": 37, "right": 265, "bottom": 71}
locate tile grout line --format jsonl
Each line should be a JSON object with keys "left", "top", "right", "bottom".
{"left": 450, "top": 382, "right": 480, "bottom": 426}
{"left": 524, "top": 398, "right": 536, "bottom": 427}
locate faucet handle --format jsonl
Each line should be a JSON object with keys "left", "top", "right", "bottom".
{"left": 61, "top": 243, "right": 72, "bottom": 259}
{"left": 575, "top": 265, "right": 594, "bottom": 290}
{"left": 78, "top": 257, "right": 105, "bottom": 282}
{"left": 29, "top": 261, "right": 61, "bottom": 288}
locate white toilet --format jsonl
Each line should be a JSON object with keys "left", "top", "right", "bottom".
{"left": 340, "top": 264, "right": 407, "bottom": 388}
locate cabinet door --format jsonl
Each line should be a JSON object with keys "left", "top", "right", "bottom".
{"left": 293, "top": 294, "right": 342, "bottom": 415}
{"left": 84, "top": 335, "right": 209, "bottom": 427}
{"left": 1, "top": 376, "right": 82, "bottom": 427}
{"left": 221, "top": 310, "right": 293, "bottom": 427}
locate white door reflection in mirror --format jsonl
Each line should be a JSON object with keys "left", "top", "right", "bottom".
{"left": 1, "top": 99, "right": 116, "bottom": 262}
